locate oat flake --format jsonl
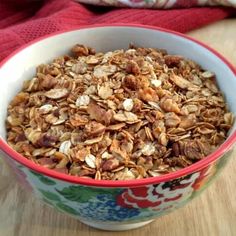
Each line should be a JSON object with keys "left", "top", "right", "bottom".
{"left": 76, "top": 95, "right": 90, "bottom": 107}
{"left": 123, "top": 98, "right": 134, "bottom": 111}
{"left": 85, "top": 154, "right": 96, "bottom": 168}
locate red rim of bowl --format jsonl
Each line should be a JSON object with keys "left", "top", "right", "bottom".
{"left": 0, "top": 24, "right": 236, "bottom": 187}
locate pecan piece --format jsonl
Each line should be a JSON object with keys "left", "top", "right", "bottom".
{"left": 101, "top": 157, "right": 120, "bottom": 171}
{"left": 71, "top": 44, "right": 95, "bottom": 56}
{"left": 87, "top": 103, "right": 113, "bottom": 125}
{"left": 160, "top": 96, "right": 180, "bottom": 113}
{"left": 138, "top": 88, "right": 159, "bottom": 102}
{"left": 123, "top": 74, "right": 138, "bottom": 90}
{"left": 84, "top": 121, "right": 106, "bottom": 137}
{"left": 126, "top": 60, "right": 140, "bottom": 75}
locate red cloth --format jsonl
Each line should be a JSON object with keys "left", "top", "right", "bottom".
{"left": 0, "top": 0, "right": 235, "bottom": 61}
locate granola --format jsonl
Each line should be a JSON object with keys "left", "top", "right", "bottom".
{"left": 6, "top": 44, "right": 234, "bottom": 180}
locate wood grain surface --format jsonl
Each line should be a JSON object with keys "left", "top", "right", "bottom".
{"left": 0, "top": 19, "right": 236, "bottom": 236}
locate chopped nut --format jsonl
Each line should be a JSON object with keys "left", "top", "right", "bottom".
{"left": 160, "top": 96, "right": 180, "bottom": 113}
{"left": 101, "top": 157, "right": 120, "bottom": 171}
{"left": 123, "top": 74, "right": 138, "bottom": 90}
{"left": 37, "top": 134, "right": 58, "bottom": 148}
{"left": 71, "top": 44, "right": 94, "bottom": 57}
{"left": 126, "top": 60, "right": 140, "bottom": 75}
{"left": 85, "top": 121, "right": 106, "bottom": 137}
{"left": 87, "top": 103, "right": 112, "bottom": 125}
{"left": 164, "top": 55, "right": 182, "bottom": 67}
{"left": 138, "top": 88, "right": 159, "bottom": 102}
{"left": 70, "top": 114, "right": 88, "bottom": 127}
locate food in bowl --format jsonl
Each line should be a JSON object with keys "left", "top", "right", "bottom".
{"left": 1, "top": 26, "right": 236, "bottom": 231}
{"left": 6, "top": 44, "right": 234, "bottom": 180}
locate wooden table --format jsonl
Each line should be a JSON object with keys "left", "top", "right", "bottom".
{"left": 1, "top": 19, "right": 236, "bottom": 236}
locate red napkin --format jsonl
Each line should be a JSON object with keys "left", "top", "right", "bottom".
{"left": 0, "top": 0, "right": 235, "bottom": 61}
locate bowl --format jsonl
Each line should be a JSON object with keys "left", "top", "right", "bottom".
{"left": 0, "top": 25, "right": 236, "bottom": 231}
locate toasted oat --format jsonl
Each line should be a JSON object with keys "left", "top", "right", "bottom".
{"left": 45, "top": 88, "right": 68, "bottom": 99}
{"left": 85, "top": 154, "right": 96, "bottom": 169}
{"left": 98, "top": 84, "right": 113, "bottom": 100}
{"left": 151, "top": 79, "right": 162, "bottom": 88}
{"left": 6, "top": 44, "right": 234, "bottom": 180}
{"left": 142, "top": 143, "right": 156, "bottom": 156}
{"left": 76, "top": 95, "right": 90, "bottom": 107}
{"left": 39, "top": 104, "right": 53, "bottom": 114}
{"left": 123, "top": 98, "right": 134, "bottom": 112}
{"left": 59, "top": 140, "right": 71, "bottom": 155}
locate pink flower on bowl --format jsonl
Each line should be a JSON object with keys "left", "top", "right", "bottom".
{"left": 117, "top": 172, "right": 201, "bottom": 210}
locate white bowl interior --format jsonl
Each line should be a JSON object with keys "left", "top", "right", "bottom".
{"left": 0, "top": 26, "right": 236, "bottom": 140}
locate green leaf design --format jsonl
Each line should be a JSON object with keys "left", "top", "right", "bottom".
{"left": 39, "top": 189, "right": 61, "bottom": 202}
{"left": 39, "top": 176, "right": 56, "bottom": 185}
{"left": 56, "top": 186, "right": 121, "bottom": 203}
{"left": 56, "top": 202, "right": 79, "bottom": 215}
{"left": 30, "top": 170, "right": 42, "bottom": 177}
{"left": 30, "top": 171, "right": 56, "bottom": 185}
{"left": 42, "top": 198, "right": 54, "bottom": 206}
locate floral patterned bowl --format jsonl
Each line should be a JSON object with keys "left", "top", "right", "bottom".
{"left": 0, "top": 25, "right": 236, "bottom": 231}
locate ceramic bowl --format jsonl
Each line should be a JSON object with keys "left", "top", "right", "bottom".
{"left": 0, "top": 25, "right": 236, "bottom": 231}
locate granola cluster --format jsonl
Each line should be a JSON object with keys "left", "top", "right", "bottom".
{"left": 6, "top": 44, "right": 234, "bottom": 180}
